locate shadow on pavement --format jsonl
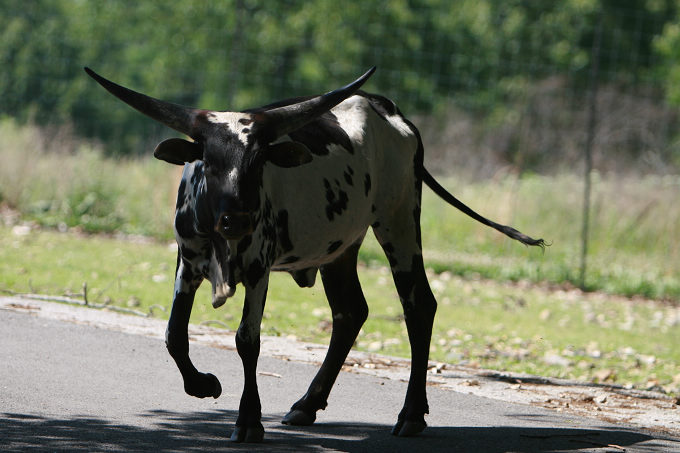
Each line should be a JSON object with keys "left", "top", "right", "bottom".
{"left": 1, "top": 410, "right": 674, "bottom": 452}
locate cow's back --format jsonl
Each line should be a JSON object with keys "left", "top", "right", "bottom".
{"left": 263, "top": 93, "right": 421, "bottom": 270}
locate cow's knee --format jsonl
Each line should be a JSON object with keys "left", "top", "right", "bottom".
{"left": 165, "top": 326, "right": 188, "bottom": 359}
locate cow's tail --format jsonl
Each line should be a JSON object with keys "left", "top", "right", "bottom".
{"left": 421, "top": 167, "right": 546, "bottom": 249}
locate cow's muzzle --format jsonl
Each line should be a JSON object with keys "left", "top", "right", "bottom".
{"left": 215, "top": 211, "right": 253, "bottom": 240}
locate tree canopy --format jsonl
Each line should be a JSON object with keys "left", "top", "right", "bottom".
{"left": 1, "top": 0, "right": 680, "bottom": 156}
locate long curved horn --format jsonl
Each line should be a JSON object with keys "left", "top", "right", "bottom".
{"left": 259, "top": 67, "right": 376, "bottom": 140}
{"left": 84, "top": 67, "right": 200, "bottom": 137}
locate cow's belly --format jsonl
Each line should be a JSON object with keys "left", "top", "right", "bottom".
{"left": 271, "top": 198, "right": 372, "bottom": 271}
{"left": 264, "top": 144, "right": 378, "bottom": 271}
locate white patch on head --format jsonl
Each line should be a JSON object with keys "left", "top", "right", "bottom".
{"left": 227, "top": 167, "right": 239, "bottom": 186}
{"left": 206, "top": 111, "right": 253, "bottom": 146}
{"left": 331, "top": 95, "right": 367, "bottom": 146}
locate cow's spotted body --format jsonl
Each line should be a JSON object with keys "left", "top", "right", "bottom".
{"left": 85, "top": 67, "right": 544, "bottom": 443}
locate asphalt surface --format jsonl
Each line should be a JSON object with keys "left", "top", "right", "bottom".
{"left": 1, "top": 299, "right": 679, "bottom": 452}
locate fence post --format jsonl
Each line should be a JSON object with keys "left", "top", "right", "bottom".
{"left": 579, "top": 12, "right": 603, "bottom": 290}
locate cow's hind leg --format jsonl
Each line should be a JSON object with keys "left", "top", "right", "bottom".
{"left": 166, "top": 257, "right": 222, "bottom": 399}
{"left": 373, "top": 207, "right": 437, "bottom": 437}
{"left": 282, "top": 241, "right": 368, "bottom": 426}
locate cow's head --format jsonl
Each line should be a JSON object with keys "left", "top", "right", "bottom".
{"left": 84, "top": 67, "right": 375, "bottom": 241}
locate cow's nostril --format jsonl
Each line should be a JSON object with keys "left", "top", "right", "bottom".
{"left": 216, "top": 212, "right": 253, "bottom": 239}
{"left": 221, "top": 215, "right": 231, "bottom": 231}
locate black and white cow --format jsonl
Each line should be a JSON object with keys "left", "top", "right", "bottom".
{"left": 85, "top": 66, "right": 544, "bottom": 443}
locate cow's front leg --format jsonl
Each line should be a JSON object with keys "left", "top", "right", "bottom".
{"left": 166, "top": 258, "right": 222, "bottom": 399}
{"left": 231, "top": 272, "right": 269, "bottom": 443}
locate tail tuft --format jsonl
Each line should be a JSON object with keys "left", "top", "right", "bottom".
{"left": 496, "top": 225, "right": 547, "bottom": 250}
{"left": 422, "top": 168, "right": 548, "bottom": 249}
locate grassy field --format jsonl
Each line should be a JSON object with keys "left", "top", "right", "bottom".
{"left": 1, "top": 225, "right": 679, "bottom": 396}
{"left": 1, "top": 118, "right": 679, "bottom": 301}
{"left": 1, "top": 118, "right": 679, "bottom": 395}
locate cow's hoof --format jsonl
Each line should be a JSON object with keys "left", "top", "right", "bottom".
{"left": 208, "top": 374, "right": 222, "bottom": 398}
{"left": 281, "top": 409, "right": 316, "bottom": 426}
{"left": 391, "top": 419, "right": 427, "bottom": 437}
{"left": 230, "top": 423, "right": 264, "bottom": 443}
{"left": 185, "top": 372, "right": 222, "bottom": 399}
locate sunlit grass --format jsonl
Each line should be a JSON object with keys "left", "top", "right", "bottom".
{"left": 2, "top": 118, "right": 679, "bottom": 300}
{"left": 1, "top": 118, "right": 679, "bottom": 393}
{"left": 1, "top": 226, "right": 678, "bottom": 395}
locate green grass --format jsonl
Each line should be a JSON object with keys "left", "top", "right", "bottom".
{"left": 1, "top": 118, "right": 679, "bottom": 393}
{"left": 2, "top": 225, "right": 679, "bottom": 396}
{"left": 363, "top": 172, "right": 680, "bottom": 301}
{"left": 0, "top": 118, "right": 178, "bottom": 240}
{"left": 1, "top": 118, "right": 679, "bottom": 300}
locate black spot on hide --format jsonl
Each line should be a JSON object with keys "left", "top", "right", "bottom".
{"left": 392, "top": 254, "right": 436, "bottom": 315}
{"left": 381, "top": 242, "right": 398, "bottom": 267}
{"left": 175, "top": 179, "right": 187, "bottom": 210}
{"left": 190, "top": 164, "right": 204, "bottom": 187}
{"left": 324, "top": 178, "right": 349, "bottom": 221}
{"left": 237, "top": 235, "right": 253, "bottom": 254}
{"left": 174, "top": 209, "right": 196, "bottom": 239}
{"left": 364, "top": 174, "right": 371, "bottom": 196}
{"left": 343, "top": 170, "right": 353, "bottom": 186}
{"left": 262, "top": 198, "right": 273, "bottom": 220}
{"left": 394, "top": 256, "right": 419, "bottom": 299}
{"left": 361, "top": 91, "right": 402, "bottom": 119}
{"left": 176, "top": 254, "right": 197, "bottom": 284}
{"left": 247, "top": 97, "right": 354, "bottom": 155}
{"left": 245, "top": 259, "right": 266, "bottom": 287}
{"left": 327, "top": 240, "right": 343, "bottom": 254}
{"left": 288, "top": 113, "right": 354, "bottom": 156}
{"left": 180, "top": 246, "right": 198, "bottom": 260}
{"left": 276, "top": 210, "right": 293, "bottom": 253}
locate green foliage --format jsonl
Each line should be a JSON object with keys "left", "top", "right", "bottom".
{"left": 1, "top": 119, "right": 678, "bottom": 301}
{"left": 1, "top": 1, "right": 680, "bottom": 157}
{"left": 0, "top": 118, "right": 177, "bottom": 238}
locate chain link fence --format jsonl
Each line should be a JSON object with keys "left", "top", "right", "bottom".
{"left": 2, "top": 1, "right": 680, "bottom": 288}
{"left": 2, "top": 1, "right": 679, "bottom": 174}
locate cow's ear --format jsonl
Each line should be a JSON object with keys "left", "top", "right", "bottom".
{"left": 265, "top": 142, "right": 313, "bottom": 168}
{"left": 154, "top": 138, "right": 203, "bottom": 165}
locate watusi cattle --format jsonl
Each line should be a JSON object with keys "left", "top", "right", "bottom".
{"left": 85, "top": 66, "right": 545, "bottom": 443}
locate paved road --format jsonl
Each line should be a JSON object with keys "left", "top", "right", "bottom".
{"left": 1, "top": 301, "right": 679, "bottom": 452}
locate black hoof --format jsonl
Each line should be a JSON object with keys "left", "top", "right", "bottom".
{"left": 281, "top": 409, "right": 316, "bottom": 426}
{"left": 391, "top": 419, "right": 427, "bottom": 437}
{"left": 185, "top": 372, "right": 222, "bottom": 399}
{"left": 230, "top": 423, "right": 265, "bottom": 443}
